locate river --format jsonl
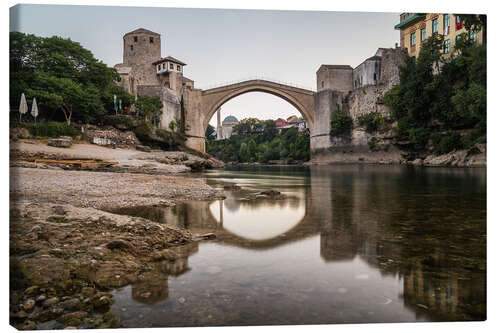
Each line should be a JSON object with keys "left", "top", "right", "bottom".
{"left": 110, "top": 165, "right": 486, "bottom": 327}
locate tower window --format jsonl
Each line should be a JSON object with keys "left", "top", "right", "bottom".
{"left": 321, "top": 81, "right": 324, "bottom": 88}
{"left": 130, "top": 45, "right": 133, "bottom": 51}
{"left": 134, "top": 36, "right": 138, "bottom": 42}
{"left": 158, "top": 65, "right": 161, "bottom": 71}
{"left": 170, "top": 63, "right": 173, "bottom": 70}
{"left": 163, "top": 63, "right": 165, "bottom": 69}
{"left": 177, "top": 65, "right": 181, "bottom": 71}
{"left": 150, "top": 37, "right": 154, "bottom": 44}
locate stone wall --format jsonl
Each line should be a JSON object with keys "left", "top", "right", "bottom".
{"left": 347, "top": 85, "right": 391, "bottom": 121}
{"left": 353, "top": 57, "right": 381, "bottom": 89}
{"left": 137, "top": 85, "right": 162, "bottom": 98}
{"left": 310, "top": 47, "right": 407, "bottom": 164}
{"left": 310, "top": 90, "right": 346, "bottom": 153}
{"left": 161, "top": 89, "right": 181, "bottom": 129}
{"left": 183, "top": 88, "right": 205, "bottom": 152}
{"left": 379, "top": 47, "right": 407, "bottom": 88}
{"left": 316, "top": 65, "right": 353, "bottom": 94}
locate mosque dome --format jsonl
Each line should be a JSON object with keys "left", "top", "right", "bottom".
{"left": 222, "top": 115, "right": 238, "bottom": 123}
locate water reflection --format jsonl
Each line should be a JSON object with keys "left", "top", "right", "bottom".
{"left": 111, "top": 165, "right": 486, "bottom": 326}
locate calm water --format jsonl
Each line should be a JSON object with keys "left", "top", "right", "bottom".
{"left": 111, "top": 165, "right": 486, "bottom": 327}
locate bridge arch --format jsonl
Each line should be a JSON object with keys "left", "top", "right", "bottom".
{"left": 185, "top": 79, "right": 316, "bottom": 152}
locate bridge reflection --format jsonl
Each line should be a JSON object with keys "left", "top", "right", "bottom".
{"left": 127, "top": 165, "right": 486, "bottom": 321}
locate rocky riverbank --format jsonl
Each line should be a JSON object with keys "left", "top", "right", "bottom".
{"left": 309, "top": 143, "right": 486, "bottom": 167}
{"left": 10, "top": 200, "right": 211, "bottom": 330}
{"left": 9, "top": 139, "right": 226, "bottom": 329}
{"left": 9, "top": 167, "right": 224, "bottom": 330}
{"left": 10, "top": 140, "right": 224, "bottom": 174}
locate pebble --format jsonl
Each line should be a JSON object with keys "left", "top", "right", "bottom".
{"left": 178, "top": 297, "right": 186, "bottom": 304}
{"left": 23, "top": 299, "right": 36, "bottom": 312}
{"left": 43, "top": 297, "right": 59, "bottom": 308}
{"left": 36, "top": 294, "right": 47, "bottom": 303}
{"left": 22, "top": 320, "right": 37, "bottom": 330}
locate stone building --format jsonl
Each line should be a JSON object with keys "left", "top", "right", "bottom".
{"left": 311, "top": 45, "right": 407, "bottom": 162}
{"left": 353, "top": 54, "right": 381, "bottom": 89}
{"left": 114, "top": 28, "right": 193, "bottom": 129}
{"left": 216, "top": 115, "right": 239, "bottom": 140}
{"left": 316, "top": 65, "right": 353, "bottom": 94}
{"left": 395, "top": 13, "right": 484, "bottom": 58}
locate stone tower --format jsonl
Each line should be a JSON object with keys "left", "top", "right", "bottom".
{"left": 123, "top": 28, "right": 161, "bottom": 87}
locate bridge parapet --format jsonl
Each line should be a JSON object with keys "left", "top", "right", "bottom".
{"left": 201, "top": 76, "right": 315, "bottom": 93}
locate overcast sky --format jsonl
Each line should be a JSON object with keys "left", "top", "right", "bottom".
{"left": 10, "top": 4, "right": 400, "bottom": 126}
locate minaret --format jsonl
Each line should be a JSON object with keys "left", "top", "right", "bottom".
{"left": 216, "top": 108, "right": 222, "bottom": 140}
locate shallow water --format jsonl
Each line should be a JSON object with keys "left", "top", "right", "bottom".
{"left": 110, "top": 165, "right": 486, "bottom": 327}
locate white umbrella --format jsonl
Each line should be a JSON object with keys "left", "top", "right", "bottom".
{"left": 19, "top": 93, "right": 28, "bottom": 122}
{"left": 31, "top": 97, "right": 39, "bottom": 123}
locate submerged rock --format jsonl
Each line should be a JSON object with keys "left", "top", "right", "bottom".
{"left": 193, "top": 233, "right": 216, "bottom": 241}
{"left": 105, "top": 239, "right": 131, "bottom": 250}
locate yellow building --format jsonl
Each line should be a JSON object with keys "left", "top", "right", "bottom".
{"left": 395, "top": 13, "right": 483, "bottom": 58}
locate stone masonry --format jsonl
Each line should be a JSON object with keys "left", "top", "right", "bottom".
{"left": 113, "top": 28, "right": 407, "bottom": 158}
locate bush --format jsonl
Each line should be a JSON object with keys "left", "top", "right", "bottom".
{"left": 431, "top": 132, "right": 463, "bottom": 155}
{"left": 330, "top": 109, "right": 353, "bottom": 137}
{"left": 408, "top": 127, "right": 430, "bottom": 150}
{"left": 358, "top": 112, "right": 386, "bottom": 133}
{"left": 368, "top": 137, "right": 378, "bottom": 151}
{"left": 20, "top": 122, "right": 80, "bottom": 138}
{"left": 102, "top": 115, "right": 135, "bottom": 129}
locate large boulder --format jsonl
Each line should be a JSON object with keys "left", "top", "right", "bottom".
{"left": 48, "top": 136, "right": 72, "bottom": 148}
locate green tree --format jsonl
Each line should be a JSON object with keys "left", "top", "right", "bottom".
{"left": 330, "top": 109, "right": 353, "bottom": 137}
{"left": 136, "top": 96, "right": 163, "bottom": 125}
{"left": 247, "top": 138, "right": 257, "bottom": 160}
{"left": 239, "top": 142, "right": 248, "bottom": 162}
{"left": 384, "top": 32, "right": 486, "bottom": 154}
{"left": 10, "top": 32, "right": 122, "bottom": 124}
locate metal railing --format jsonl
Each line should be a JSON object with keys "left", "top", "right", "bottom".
{"left": 199, "top": 76, "right": 316, "bottom": 92}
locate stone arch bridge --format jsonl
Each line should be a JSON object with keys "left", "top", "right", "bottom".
{"left": 182, "top": 79, "right": 330, "bottom": 153}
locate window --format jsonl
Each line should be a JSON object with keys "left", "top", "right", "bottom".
{"left": 149, "top": 37, "right": 154, "bottom": 44}
{"left": 373, "top": 73, "right": 377, "bottom": 81}
{"left": 169, "top": 63, "right": 173, "bottom": 69}
{"left": 133, "top": 36, "right": 138, "bottom": 42}
{"left": 432, "top": 19, "right": 438, "bottom": 34}
{"left": 456, "top": 15, "right": 462, "bottom": 30}
{"left": 130, "top": 45, "right": 133, "bottom": 51}
{"left": 443, "top": 14, "right": 450, "bottom": 35}
{"left": 410, "top": 32, "right": 416, "bottom": 46}
{"left": 157, "top": 65, "right": 161, "bottom": 71}
{"left": 470, "top": 30, "right": 477, "bottom": 42}
{"left": 321, "top": 81, "right": 324, "bottom": 88}
{"left": 177, "top": 65, "right": 181, "bottom": 71}
{"left": 162, "top": 63, "right": 165, "bottom": 69}
{"left": 444, "top": 39, "right": 450, "bottom": 54}
{"left": 456, "top": 34, "right": 462, "bottom": 44}
{"left": 421, "top": 28, "right": 426, "bottom": 42}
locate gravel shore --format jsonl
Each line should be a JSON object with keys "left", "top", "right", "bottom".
{"left": 10, "top": 167, "right": 224, "bottom": 209}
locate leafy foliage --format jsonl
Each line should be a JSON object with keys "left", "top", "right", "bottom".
{"left": 10, "top": 32, "right": 132, "bottom": 124}
{"left": 357, "top": 112, "right": 386, "bottom": 133}
{"left": 206, "top": 121, "right": 310, "bottom": 163}
{"left": 135, "top": 96, "right": 163, "bottom": 125}
{"left": 384, "top": 33, "right": 486, "bottom": 154}
{"left": 17, "top": 121, "right": 80, "bottom": 138}
{"left": 330, "top": 109, "right": 353, "bottom": 137}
